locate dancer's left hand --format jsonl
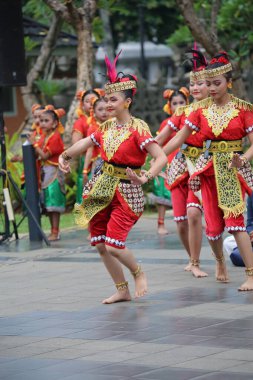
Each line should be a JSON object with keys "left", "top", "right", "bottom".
{"left": 126, "top": 168, "right": 147, "bottom": 185}
{"left": 229, "top": 153, "right": 245, "bottom": 169}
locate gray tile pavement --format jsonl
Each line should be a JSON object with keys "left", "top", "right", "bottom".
{"left": 0, "top": 215, "right": 253, "bottom": 379}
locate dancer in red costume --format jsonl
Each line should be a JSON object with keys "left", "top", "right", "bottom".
{"left": 82, "top": 96, "right": 108, "bottom": 183}
{"left": 151, "top": 88, "right": 189, "bottom": 235}
{"left": 156, "top": 48, "right": 209, "bottom": 277}
{"left": 164, "top": 51, "right": 253, "bottom": 291}
{"left": 59, "top": 53, "right": 167, "bottom": 303}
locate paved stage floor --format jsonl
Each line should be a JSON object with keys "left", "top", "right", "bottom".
{"left": 0, "top": 215, "right": 253, "bottom": 380}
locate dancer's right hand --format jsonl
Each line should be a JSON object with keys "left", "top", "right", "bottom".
{"left": 59, "top": 155, "right": 71, "bottom": 173}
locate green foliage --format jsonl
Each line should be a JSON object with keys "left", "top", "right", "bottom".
{"left": 167, "top": 25, "right": 193, "bottom": 46}
{"left": 97, "top": 0, "right": 180, "bottom": 47}
{"left": 24, "top": 36, "right": 39, "bottom": 52}
{"left": 35, "top": 79, "right": 66, "bottom": 102}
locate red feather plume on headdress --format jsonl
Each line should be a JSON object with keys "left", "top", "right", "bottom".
{"left": 104, "top": 50, "right": 122, "bottom": 83}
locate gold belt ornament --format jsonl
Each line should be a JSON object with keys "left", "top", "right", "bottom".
{"left": 183, "top": 146, "right": 202, "bottom": 158}
{"left": 204, "top": 140, "right": 242, "bottom": 153}
{"left": 103, "top": 162, "right": 141, "bottom": 180}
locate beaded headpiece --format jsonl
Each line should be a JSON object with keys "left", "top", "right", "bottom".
{"left": 104, "top": 50, "right": 137, "bottom": 95}
{"left": 205, "top": 51, "right": 232, "bottom": 78}
{"left": 188, "top": 43, "right": 208, "bottom": 81}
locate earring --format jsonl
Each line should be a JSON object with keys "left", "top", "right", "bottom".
{"left": 227, "top": 82, "right": 232, "bottom": 89}
{"left": 124, "top": 103, "right": 129, "bottom": 109}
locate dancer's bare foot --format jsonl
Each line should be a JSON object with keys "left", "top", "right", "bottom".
{"left": 102, "top": 289, "right": 131, "bottom": 304}
{"left": 191, "top": 266, "right": 208, "bottom": 278}
{"left": 238, "top": 277, "right": 253, "bottom": 291}
{"left": 184, "top": 261, "right": 192, "bottom": 272}
{"left": 134, "top": 271, "right": 148, "bottom": 298}
{"left": 86, "top": 233, "right": 91, "bottom": 241}
{"left": 216, "top": 261, "right": 229, "bottom": 283}
{"left": 158, "top": 225, "right": 169, "bottom": 235}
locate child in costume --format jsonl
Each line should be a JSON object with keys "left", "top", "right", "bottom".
{"left": 151, "top": 88, "right": 189, "bottom": 235}
{"left": 82, "top": 95, "right": 108, "bottom": 183}
{"left": 31, "top": 106, "right": 66, "bottom": 241}
{"left": 72, "top": 89, "right": 100, "bottom": 203}
{"left": 59, "top": 52, "right": 167, "bottom": 303}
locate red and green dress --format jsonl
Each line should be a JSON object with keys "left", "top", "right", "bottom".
{"left": 38, "top": 130, "right": 66, "bottom": 213}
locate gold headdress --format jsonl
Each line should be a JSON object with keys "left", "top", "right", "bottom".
{"left": 104, "top": 50, "right": 137, "bottom": 95}
{"left": 205, "top": 52, "right": 232, "bottom": 78}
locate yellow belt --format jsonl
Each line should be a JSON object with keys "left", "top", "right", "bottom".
{"left": 103, "top": 162, "right": 141, "bottom": 180}
{"left": 204, "top": 140, "right": 242, "bottom": 153}
{"left": 183, "top": 146, "right": 202, "bottom": 158}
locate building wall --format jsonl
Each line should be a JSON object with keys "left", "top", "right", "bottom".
{"left": 5, "top": 88, "right": 27, "bottom": 136}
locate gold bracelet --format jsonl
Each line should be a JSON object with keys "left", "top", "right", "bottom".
{"left": 144, "top": 171, "right": 154, "bottom": 181}
{"left": 62, "top": 151, "right": 72, "bottom": 161}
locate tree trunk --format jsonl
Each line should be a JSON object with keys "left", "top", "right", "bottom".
{"left": 175, "top": 0, "right": 248, "bottom": 99}
{"left": 44, "top": 0, "right": 97, "bottom": 144}
{"left": 20, "top": 15, "right": 63, "bottom": 130}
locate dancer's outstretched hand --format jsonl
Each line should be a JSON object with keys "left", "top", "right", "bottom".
{"left": 229, "top": 153, "right": 246, "bottom": 169}
{"left": 126, "top": 168, "right": 147, "bottom": 185}
{"left": 59, "top": 155, "right": 71, "bottom": 173}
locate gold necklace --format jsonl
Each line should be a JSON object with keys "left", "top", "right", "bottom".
{"left": 103, "top": 117, "right": 133, "bottom": 160}
{"left": 202, "top": 99, "right": 239, "bottom": 137}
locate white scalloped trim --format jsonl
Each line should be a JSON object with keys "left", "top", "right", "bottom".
{"left": 174, "top": 215, "right": 188, "bottom": 222}
{"left": 187, "top": 203, "right": 203, "bottom": 211}
{"left": 91, "top": 235, "right": 106, "bottom": 243}
{"left": 226, "top": 226, "right": 246, "bottom": 232}
{"left": 105, "top": 236, "right": 125, "bottom": 247}
{"left": 185, "top": 119, "right": 199, "bottom": 132}
{"left": 168, "top": 120, "right": 178, "bottom": 132}
{"left": 140, "top": 137, "right": 154, "bottom": 150}
{"left": 206, "top": 233, "right": 223, "bottom": 241}
{"left": 90, "top": 133, "right": 100, "bottom": 147}
{"left": 246, "top": 125, "right": 253, "bottom": 134}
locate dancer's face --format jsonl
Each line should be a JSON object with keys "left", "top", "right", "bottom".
{"left": 104, "top": 91, "right": 131, "bottom": 118}
{"left": 206, "top": 75, "right": 228, "bottom": 101}
{"left": 190, "top": 80, "right": 208, "bottom": 101}
{"left": 33, "top": 109, "right": 43, "bottom": 126}
{"left": 170, "top": 94, "right": 186, "bottom": 114}
{"left": 40, "top": 112, "right": 57, "bottom": 134}
{"left": 82, "top": 94, "right": 97, "bottom": 113}
{"left": 94, "top": 100, "right": 108, "bottom": 123}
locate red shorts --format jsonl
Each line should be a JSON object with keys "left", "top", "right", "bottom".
{"left": 171, "top": 178, "right": 202, "bottom": 222}
{"left": 201, "top": 173, "right": 246, "bottom": 240}
{"left": 89, "top": 191, "right": 140, "bottom": 249}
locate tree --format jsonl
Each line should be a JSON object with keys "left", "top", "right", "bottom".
{"left": 43, "top": 0, "right": 97, "bottom": 142}
{"left": 20, "top": 14, "right": 63, "bottom": 127}
{"left": 172, "top": 0, "right": 252, "bottom": 98}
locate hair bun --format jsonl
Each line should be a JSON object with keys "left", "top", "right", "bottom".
{"left": 210, "top": 51, "right": 230, "bottom": 65}
{"left": 179, "top": 87, "right": 190, "bottom": 99}
{"left": 55, "top": 108, "right": 66, "bottom": 118}
{"left": 31, "top": 103, "right": 41, "bottom": 113}
{"left": 163, "top": 89, "right": 174, "bottom": 99}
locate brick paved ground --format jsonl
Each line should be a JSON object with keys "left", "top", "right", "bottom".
{"left": 0, "top": 214, "right": 253, "bottom": 380}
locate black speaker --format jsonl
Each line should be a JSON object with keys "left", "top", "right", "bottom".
{"left": 0, "top": 0, "right": 26, "bottom": 86}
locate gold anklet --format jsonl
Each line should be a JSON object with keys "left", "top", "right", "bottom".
{"left": 115, "top": 281, "right": 128, "bottom": 290}
{"left": 131, "top": 265, "right": 142, "bottom": 278}
{"left": 212, "top": 252, "right": 224, "bottom": 263}
{"left": 245, "top": 267, "right": 253, "bottom": 276}
{"left": 191, "top": 259, "right": 200, "bottom": 267}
